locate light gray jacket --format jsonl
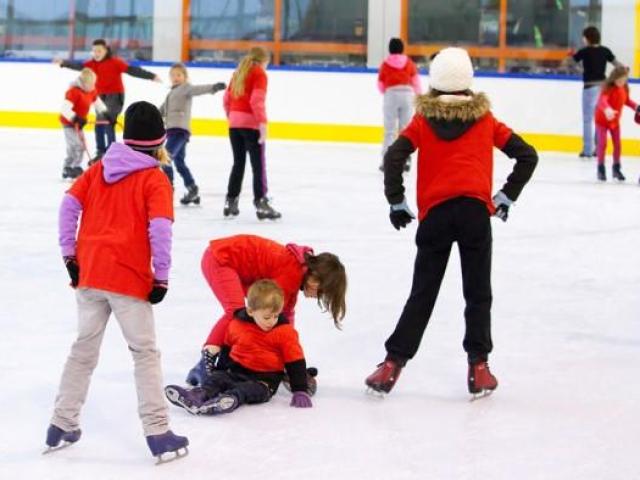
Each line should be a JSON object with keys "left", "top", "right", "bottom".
{"left": 159, "top": 83, "right": 220, "bottom": 132}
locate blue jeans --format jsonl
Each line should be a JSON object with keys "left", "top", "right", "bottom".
{"left": 582, "top": 85, "right": 600, "bottom": 155}
{"left": 162, "top": 129, "right": 195, "bottom": 188}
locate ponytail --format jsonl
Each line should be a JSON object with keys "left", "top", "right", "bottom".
{"left": 230, "top": 46, "right": 269, "bottom": 98}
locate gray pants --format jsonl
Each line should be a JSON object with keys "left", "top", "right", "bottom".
{"left": 63, "top": 126, "right": 84, "bottom": 169}
{"left": 581, "top": 85, "right": 600, "bottom": 155}
{"left": 51, "top": 288, "right": 170, "bottom": 436}
{"left": 382, "top": 86, "right": 415, "bottom": 157}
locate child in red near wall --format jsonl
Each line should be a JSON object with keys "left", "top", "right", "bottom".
{"left": 594, "top": 66, "right": 639, "bottom": 182}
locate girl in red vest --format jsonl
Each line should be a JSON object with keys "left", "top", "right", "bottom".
{"left": 55, "top": 39, "right": 160, "bottom": 161}
{"left": 222, "top": 47, "right": 281, "bottom": 220}
{"left": 594, "top": 66, "right": 639, "bottom": 181}
{"left": 185, "top": 234, "right": 347, "bottom": 389}
{"left": 366, "top": 48, "right": 538, "bottom": 399}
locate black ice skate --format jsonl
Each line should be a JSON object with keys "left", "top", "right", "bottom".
{"left": 597, "top": 164, "right": 606, "bottom": 182}
{"left": 43, "top": 424, "right": 81, "bottom": 454}
{"left": 165, "top": 385, "right": 208, "bottom": 415}
{"left": 365, "top": 359, "right": 404, "bottom": 395}
{"left": 180, "top": 184, "right": 200, "bottom": 205}
{"left": 199, "top": 392, "right": 239, "bottom": 415}
{"left": 223, "top": 196, "right": 239, "bottom": 217}
{"left": 70, "top": 166, "right": 83, "bottom": 179}
{"left": 62, "top": 166, "right": 74, "bottom": 180}
{"left": 612, "top": 164, "right": 626, "bottom": 182}
{"left": 146, "top": 430, "right": 189, "bottom": 465}
{"left": 254, "top": 197, "right": 282, "bottom": 220}
{"left": 468, "top": 361, "right": 498, "bottom": 401}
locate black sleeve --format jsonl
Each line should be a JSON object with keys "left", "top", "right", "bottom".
{"left": 572, "top": 48, "right": 584, "bottom": 62}
{"left": 605, "top": 47, "right": 615, "bottom": 63}
{"left": 216, "top": 345, "right": 232, "bottom": 371}
{"left": 384, "top": 135, "right": 416, "bottom": 205}
{"left": 60, "top": 60, "right": 84, "bottom": 72}
{"left": 126, "top": 65, "right": 156, "bottom": 80}
{"left": 284, "top": 358, "right": 308, "bottom": 393}
{"left": 499, "top": 133, "right": 538, "bottom": 201}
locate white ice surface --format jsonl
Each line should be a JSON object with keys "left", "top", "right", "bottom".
{"left": 0, "top": 129, "right": 639, "bottom": 479}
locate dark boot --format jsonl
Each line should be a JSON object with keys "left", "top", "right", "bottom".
{"left": 146, "top": 430, "right": 189, "bottom": 463}
{"left": 612, "top": 163, "right": 626, "bottom": 182}
{"left": 180, "top": 184, "right": 200, "bottom": 205}
{"left": 254, "top": 197, "right": 282, "bottom": 220}
{"left": 597, "top": 164, "right": 606, "bottom": 182}
{"left": 223, "top": 196, "right": 239, "bottom": 217}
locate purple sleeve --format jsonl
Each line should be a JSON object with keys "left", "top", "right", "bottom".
{"left": 58, "top": 193, "right": 82, "bottom": 257}
{"left": 149, "top": 217, "right": 172, "bottom": 282}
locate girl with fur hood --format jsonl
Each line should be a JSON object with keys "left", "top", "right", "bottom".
{"left": 366, "top": 47, "right": 538, "bottom": 399}
{"left": 378, "top": 38, "right": 422, "bottom": 172}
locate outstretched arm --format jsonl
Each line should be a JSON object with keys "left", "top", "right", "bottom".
{"left": 55, "top": 59, "right": 84, "bottom": 72}
{"left": 126, "top": 65, "right": 158, "bottom": 81}
{"left": 187, "top": 83, "right": 227, "bottom": 96}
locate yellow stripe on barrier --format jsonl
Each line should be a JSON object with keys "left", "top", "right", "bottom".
{"left": 1, "top": 110, "right": 639, "bottom": 155}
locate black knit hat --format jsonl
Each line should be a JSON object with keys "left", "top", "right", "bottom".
{"left": 123, "top": 101, "right": 166, "bottom": 151}
{"left": 389, "top": 38, "right": 404, "bottom": 54}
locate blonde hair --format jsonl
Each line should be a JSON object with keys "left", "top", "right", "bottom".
{"left": 230, "top": 47, "right": 269, "bottom": 98}
{"left": 603, "top": 65, "right": 630, "bottom": 92}
{"left": 170, "top": 62, "right": 188, "bottom": 78}
{"left": 79, "top": 68, "right": 96, "bottom": 88}
{"left": 153, "top": 147, "right": 171, "bottom": 166}
{"left": 247, "top": 279, "right": 284, "bottom": 313}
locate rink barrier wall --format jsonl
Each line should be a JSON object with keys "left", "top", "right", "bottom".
{"left": 2, "top": 60, "right": 640, "bottom": 154}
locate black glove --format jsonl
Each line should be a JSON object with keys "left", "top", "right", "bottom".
{"left": 389, "top": 199, "right": 416, "bottom": 230}
{"left": 64, "top": 256, "right": 79, "bottom": 288}
{"left": 212, "top": 82, "right": 226, "bottom": 93}
{"left": 71, "top": 116, "right": 87, "bottom": 129}
{"left": 148, "top": 279, "right": 168, "bottom": 304}
{"left": 492, "top": 191, "right": 513, "bottom": 222}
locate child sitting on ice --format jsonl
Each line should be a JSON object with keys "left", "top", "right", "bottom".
{"left": 165, "top": 280, "right": 313, "bottom": 414}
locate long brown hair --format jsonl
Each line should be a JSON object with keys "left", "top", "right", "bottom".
{"left": 305, "top": 252, "right": 347, "bottom": 329}
{"left": 603, "top": 66, "right": 629, "bottom": 93}
{"left": 230, "top": 46, "right": 269, "bottom": 98}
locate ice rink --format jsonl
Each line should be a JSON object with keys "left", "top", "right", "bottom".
{"left": 1, "top": 128, "right": 639, "bottom": 479}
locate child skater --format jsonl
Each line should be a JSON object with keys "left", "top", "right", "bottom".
{"left": 222, "top": 46, "right": 281, "bottom": 220}
{"left": 594, "top": 66, "right": 639, "bottom": 181}
{"left": 59, "top": 68, "right": 107, "bottom": 179}
{"left": 185, "top": 234, "right": 347, "bottom": 392}
{"left": 55, "top": 38, "right": 160, "bottom": 162}
{"left": 159, "top": 62, "right": 226, "bottom": 204}
{"left": 165, "top": 280, "right": 313, "bottom": 415}
{"left": 365, "top": 48, "right": 538, "bottom": 398}
{"left": 378, "top": 38, "right": 422, "bottom": 172}
{"left": 47, "top": 101, "right": 188, "bottom": 463}
{"left": 569, "top": 26, "right": 623, "bottom": 158}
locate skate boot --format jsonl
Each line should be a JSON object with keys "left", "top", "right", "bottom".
{"left": 62, "top": 166, "right": 74, "bottom": 179}
{"left": 223, "top": 196, "right": 239, "bottom": 217}
{"left": 70, "top": 166, "right": 84, "bottom": 179}
{"left": 88, "top": 153, "right": 103, "bottom": 167}
{"left": 199, "top": 392, "right": 239, "bottom": 415}
{"left": 146, "top": 430, "right": 189, "bottom": 464}
{"left": 597, "top": 164, "right": 606, "bottom": 182}
{"left": 254, "top": 197, "right": 282, "bottom": 220}
{"left": 43, "top": 424, "right": 82, "bottom": 454}
{"left": 180, "top": 184, "right": 200, "bottom": 205}
{"left": 612, "top": 164, "right": 626, "bottom": 182}
{"left": 164, "top": 385, "right": 208, "bottom": 414}
{"left": 467, "top": 360, "right": 498, "bottom": 399}
{"left": 365, "top": 358, "right": 404, "bottom": 394}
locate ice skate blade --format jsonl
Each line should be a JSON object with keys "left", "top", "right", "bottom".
{"left": 155, "top": 447, "right": 189, "bottom": 465}
{"left": 42, "top": 442, "right": 75, "bottom": 455}
{"left": 469, "top": 389, "right": 495, "bottom": 402}
{"left": 365, "top": 387, "right": 386, "bottom": 399}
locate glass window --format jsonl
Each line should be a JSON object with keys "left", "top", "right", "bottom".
{"left": 73, "top": 0, "right": 154, "bottom": 60}
{"left": 0, "top": 0, "right": 153, "bottom": 60}
{"left": 0, "top": 0, "right": 70, "bottom": 58}
{"left": 408, "top": 0, "right": 500, "bottom": 47}
{"left": 281, "top": 0, "right": 367, "bottom": 43}
{"left": 190, "top": 0, "right": 275, "bottom": 41}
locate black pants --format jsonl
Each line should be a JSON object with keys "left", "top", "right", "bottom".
{"left": 385, "top": 197, "right": 493, "bottom": 364}
{"left": 202, "top": 370, "right": 272, "bottom": 405}
{"left": 227, "top": 128, "right": 267, "bottom": 200}
{"left": 95, "top": 93, "right": 124, "bottom": 155}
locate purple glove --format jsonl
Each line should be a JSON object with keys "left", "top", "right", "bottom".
{"left": 290, "top": 391, "right": 313, "bottom": 408}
